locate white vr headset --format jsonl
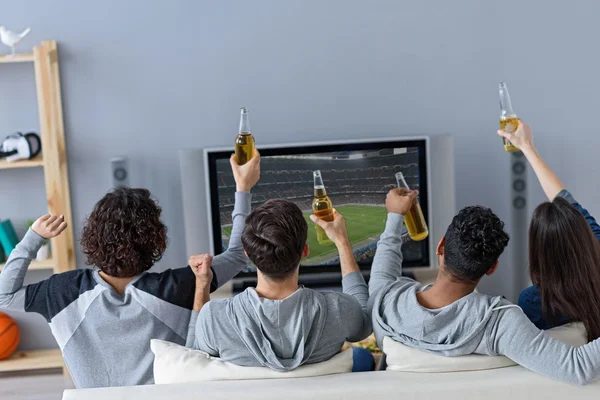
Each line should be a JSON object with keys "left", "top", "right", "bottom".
{"left": 0, "top": 132, "right": 42, "bottom": 162}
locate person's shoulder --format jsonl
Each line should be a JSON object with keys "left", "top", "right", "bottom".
{"left": 313, "top": 289, "right": 363, "bottom": 311}
{"left": 133, "top": 267, "right": 196, "bottom": 309}
{"left": 481, "top": 295, "right": 528, "bottom": 329}
{"left": 395, "top": 276, "right": 423, "bottom": 288}
{"left": 202, "top": 297, "right": 233, "bottom": 317}
{"left": 138, "top": 266, "right": 194, "bottom": 283}
{"left": 42, "top": 267, "right": 97, "bottom": 291}
{"left": 377, "top": 276, "right": 422, "bottom": 300}
{"left": 300, "top": 287, "right": 336, "bottom": 302}
{"left": 198, "top": 298, "right": 235, "bottom": 335}
{"left": 207, "top": 297, "right": 232, "bottom": 308}
{"left": 24, "top": 268, "right": 100, "bottom": 321}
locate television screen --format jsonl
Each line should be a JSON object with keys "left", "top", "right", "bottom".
{"left": 207, "top": 139, "right": 429, "bottom": 276}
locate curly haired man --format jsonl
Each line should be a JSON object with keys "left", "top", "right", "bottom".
{"left": 0, "top": 153, "right": 260, "bottom": 388}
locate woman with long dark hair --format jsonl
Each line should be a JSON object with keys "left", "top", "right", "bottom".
{"left": 498, "top": 123, "right": 600, "bottom": 341}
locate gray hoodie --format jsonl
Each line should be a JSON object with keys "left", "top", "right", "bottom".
{"left": 368, "top": 213, "right": 600, "bottom": 386}
{"left": 187, "top": 272, "right": 372, "bottom": 371}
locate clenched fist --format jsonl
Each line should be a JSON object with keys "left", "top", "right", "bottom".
{"left": 189, "top": 254, "right": 214, "bottom": 286}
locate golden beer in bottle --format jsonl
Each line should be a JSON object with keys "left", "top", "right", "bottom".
{"left": 395, "top": 172, "right": 428, "bottom": 241}
{"left": 234, "top": 107, "right": 255, "bottom": 165}
{"left": 312, "top": 170, "right": 334, "bottom": 245}
{"left": 499, "top": 82, "right": 520, "bottom": 153}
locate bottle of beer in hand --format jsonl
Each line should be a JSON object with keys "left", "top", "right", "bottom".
{"left": 312, "top": 170, "right": 334, "bottom": 245}
{"left": 499, "top": 82, "right": 520, "bottom": 153}
{"left": 395, "top": 172, "right": 428, "bottom": 241}
{"left": 234, "top": 107, "right": 255, "bottom": 165}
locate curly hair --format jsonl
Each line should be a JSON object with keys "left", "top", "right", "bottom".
{"left": 443, "top": 206, "right": 510, "bottom": 283}
{"left": 242, "top": 199, "right": 308, "bottom": 281}
{"left": 81, "top": 188, "right": 167, "bottom": 278}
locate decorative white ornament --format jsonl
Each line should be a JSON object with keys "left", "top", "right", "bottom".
{"left": 0, "top": 26, "right": 31, "bottom": 56}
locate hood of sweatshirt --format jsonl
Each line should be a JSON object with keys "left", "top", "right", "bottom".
{"left": 226, "top": 287, "right": 329, "bottom": 371}
{"left": 372, "top": 279, "right": 507, "bottom": 355}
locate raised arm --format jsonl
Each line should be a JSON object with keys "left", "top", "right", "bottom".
{"left": 498, "top": 123, "right": 600, "bottom": 240}
{"left": 556, "top": 190, "right": 600, "bottom": 241}
{"left": 492, "top": 307, "right": 600, "bottom": 386}
{"left": 499, "top": 122, "right": 564, "bottom": 200}
{"left": 368, "top": 189, "right": 417, "bottom": 299}
{"left": 209, "top": 191, "right": 252, "bottom": 289}
{"left": 0, "top": 216, "right": 66, "bottom": 311}
{"left": 210, "top": 151, "right": 260, "bottom": 289}
{"left": 185, "top": 254, "right": 213, "bottom": 347}
{"left": 311, "top": 209, "right": 372, "bottom": 340}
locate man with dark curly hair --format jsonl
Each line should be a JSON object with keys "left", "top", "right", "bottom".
{"left": 369, "top": 188, "right": 600, "bottom": 385}
{"left": 0, "top": 152, "right": 260, "bottom": 388}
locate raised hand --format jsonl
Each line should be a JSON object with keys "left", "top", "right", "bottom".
{"left": 31, "top": 215, "right": 67, "bottom": 239}
{"left": 386, "top": 188, "right": 418, "bottom": 216}
{"left": 230, "top": 150, "right": 261, "bottom": 192}
{"left": 188, "top": 254, "right": 214, "bottom": 285}
{"left": 310, "top": 209, "right": 349, "bottom": 247}
{"left": 498, "top": 120, "right": 534, "bottom": 151}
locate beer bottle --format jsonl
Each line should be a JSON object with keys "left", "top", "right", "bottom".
{"left": 499, "top": 82, "right": 520, "bottom": 153}
{"left": 234, "top": 107, "right": 255, "bottom": 165}
{"left": 312, "top": 170, "right": 334, "bottom": 245}
{"left": 395, "top": 172, "right": 428, "bottom": 241}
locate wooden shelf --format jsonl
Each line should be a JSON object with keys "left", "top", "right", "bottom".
{"left": 0, "top": 258, "right": 55, "bottom": 272}
{"left": 0, "top": 53, "right": 34, "bottom": 63}
{"left": 0, "top": 349, "right": 64, "bottom": 373}
{"left": 0, "top": 154, "right": 44, "bottom": 170}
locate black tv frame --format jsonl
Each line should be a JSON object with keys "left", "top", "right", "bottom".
{"left": 206, "top": 139, "right": 430, "bottom": 284}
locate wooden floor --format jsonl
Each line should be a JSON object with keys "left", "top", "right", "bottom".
{"left": 0, "top": 372, "right": 73, "bottom": 400}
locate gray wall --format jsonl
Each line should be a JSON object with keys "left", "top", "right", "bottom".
{"left": 1, "top": 0, "right": 598, "bottom": 350}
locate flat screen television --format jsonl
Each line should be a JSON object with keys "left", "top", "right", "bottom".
{"left": 205, "top": 138, "right": 430, "bottom": 284}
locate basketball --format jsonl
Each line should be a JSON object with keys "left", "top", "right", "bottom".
{"left": 0, "top": 312, "right": 20, "bottom": 360}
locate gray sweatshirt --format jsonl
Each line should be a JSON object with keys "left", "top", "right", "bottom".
{"left": 0, "top": 191, "right": 252, "bottom": 388}
{"left": 368, "top": 212, "right": 600, "bottom": 386}
{"left": 187, "top": 272, "right": 372, "bottom": 371}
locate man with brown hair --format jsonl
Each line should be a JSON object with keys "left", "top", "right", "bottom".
{"left": 186, "top": 199, "right": 373, "bottom": 371}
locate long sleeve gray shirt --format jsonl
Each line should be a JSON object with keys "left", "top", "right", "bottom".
{"left": 0, "top": 191, "right": 252, "bottom": 388}
{"left": 368, "top": 212, "right": 600, "bottom": 386}
{"left": 187, "top": 272, "right": 372, "bottom": 371}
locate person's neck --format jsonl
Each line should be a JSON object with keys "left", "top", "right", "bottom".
{"left": 255, "top": 271, "right": 300, "bottom": 300}
{"left": 98, "top": 270, "right": 136, "bottom": 295}
{"left": 416, "top": 270, "right": 477, "bottom": 309}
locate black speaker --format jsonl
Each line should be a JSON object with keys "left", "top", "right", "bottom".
{"left": 511, "top": 151, "right": 529, "bottom": 292}
{"left": 110, "top": 157, "right": 129, "bottom": 188}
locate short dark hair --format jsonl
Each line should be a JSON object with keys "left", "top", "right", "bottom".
{"left": 241, "top": 199, "right": 308, "bottom": 281}
{"left": 81, "top": 188, "right": 167, "bottom": 278}
{"left": 443, "top": 206, "right": 509, "bottom": 283}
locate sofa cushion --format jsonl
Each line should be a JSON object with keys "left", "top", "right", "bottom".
{"left": 384, "top": 322, "right": 587, "bottom": 372}
{"left": 151, "top": 339, "right": 353, "bottom": 384}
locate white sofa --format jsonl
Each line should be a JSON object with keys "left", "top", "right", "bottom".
{"left": 63, "top": 272, "right": 600, "bottom": 399}
{"left": 63, "top": 367, "right": 600, "bottom": 400}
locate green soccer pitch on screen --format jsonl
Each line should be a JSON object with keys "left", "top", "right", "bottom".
{"left": 208, "top": 141, "right": 430, "bottom": 275}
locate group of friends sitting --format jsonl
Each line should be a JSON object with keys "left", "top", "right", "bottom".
{"left": 1, "top": 122, "right": 599, "bottom": 388}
